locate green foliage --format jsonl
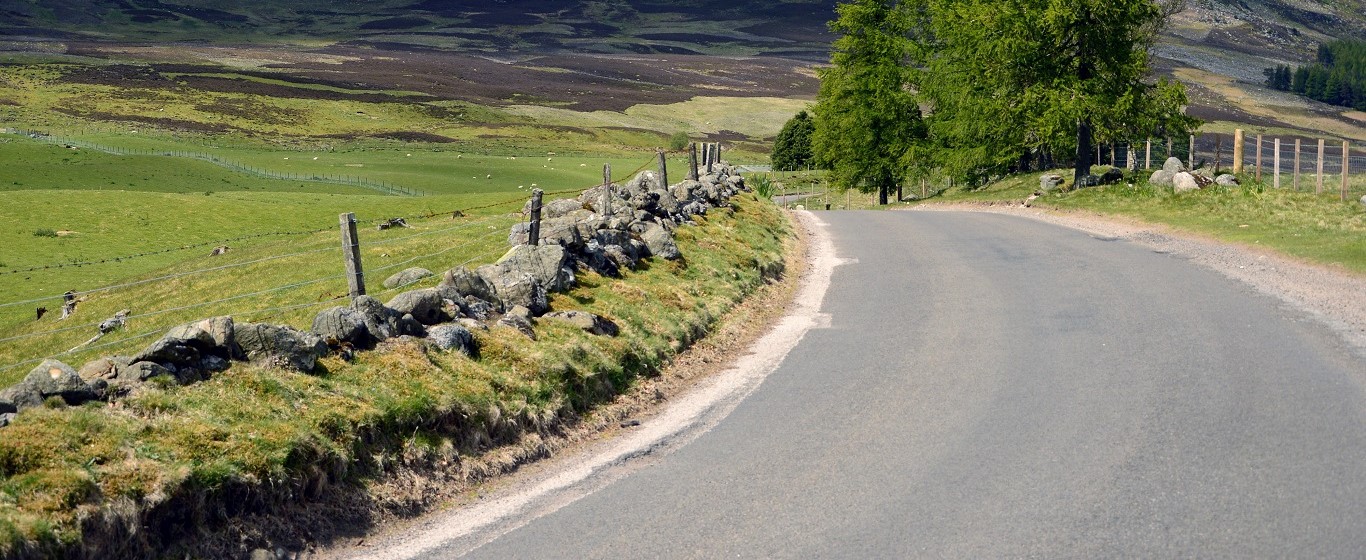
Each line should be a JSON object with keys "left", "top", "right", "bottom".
{"left": 920, "top": 0, "right": 1198, "bottom": 184}
{"left": 668, "top": 131, "right": 690, "bottom": 152}
{"left": 771, "top": 111, "right": 815, "bottom": 171}
{"left": 1268, "top": 39, "right": 1366, "bottom": 111}
{"left": 750, "top": 173, "right": 776, "bottom": 199}
{"left": 812, "top": 0, "right": 927, "bottom": 205}
{"left": 31, "top": 229, "right": 57, "bottom": 238}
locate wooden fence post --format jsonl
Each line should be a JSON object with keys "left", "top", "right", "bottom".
{"left": 1215, "top": 135, "right": 1223, "bottom": 173}
{"left": 688, "top": 142, "right": 699, "bottom": 181}
{"left": 1145, "top": 139, "right": 1152, "bottom": 169}
{"left": 1273, "top": 138, "right": 1281, "bottom": 189}
{"left": 656, "top": 149, "right": 668, "bottom": 188}
{"left": 1317, "top": 139, "right": 1325, "bottom": 195}
{"left": 602, "top": 163, "right": 612, "bottom": 216}
{"left": 716, "top": 143, "right": 723, "bottom": 166}
{"left": 1343, "top": 141, "right": 1351, "bottom": 202}
{"left": 1293, "top": 139, "right": 1301, "bottom": 191}
{"left": 1233, "top": 129, "right": 1244, "bottom": 174}
{"left": 529, "top": 188, "right": 543, "bottom": 246}
{"left": 1255, "top": 134, "right": 1263, "bottom": 182}
{"left": 339, "top": 213, "right": 365, "bottom": 299}
{"left": 1189, "top": 134, "right": 1196, "bottom": 171}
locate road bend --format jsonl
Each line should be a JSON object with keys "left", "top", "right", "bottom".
{"left": 370, "top": 210, "right": 1366, "bottom": 558}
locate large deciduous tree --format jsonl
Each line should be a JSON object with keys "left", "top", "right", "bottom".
{"left": 812, "top": 0, "right": 926, "bottom": 205}
{"left": 922, "top": 0, "right": 1197, "bottom": 184}
{"left": 772, "top": 110, "right": 816, "bottom": 171}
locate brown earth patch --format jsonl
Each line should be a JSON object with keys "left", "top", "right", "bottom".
{"left": 51, "top": 107, "right": 242, "bottom": 134}
{"left": 369, "top": 131, "right": 458, "bottom": 143}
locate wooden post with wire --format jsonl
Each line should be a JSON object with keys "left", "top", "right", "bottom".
{"left": 603, "top": 163, "right": 612, "bottom": 217}
{"left": 1189, "top": 134, "right": 1196, "bottom": 171}
{"left": 1233, "top": 129, "right": 1244, "bottom": 174}
{"left": 1317, "top": 138, "right": 1326, "bottom": 195}
{"left": 1343, "top": 140, "right": 1352, "bottom": 202}
{"left": 1255, "top": 134, "right": 1263, "bottom": 181}
{"left": 529, "top": 189, "right": 544, "bottom": 246}
{"left": 688, "top": 142, "right": 699, "bottom": 181}
{"left": 657, "top": 149, "right": 668, "bottom": 189}
{"left": 1273, "top": 138, "right": 1281, "bottom": 189}
{"left": 339, "top": 212, "right": 365, "bottom": 299}
{"left": 1293, "top": 139, "right": 1301, "bottom": 191}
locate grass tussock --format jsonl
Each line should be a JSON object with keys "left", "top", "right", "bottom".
{"left": 0, "top": 194, "right": 792, "bottom": 557}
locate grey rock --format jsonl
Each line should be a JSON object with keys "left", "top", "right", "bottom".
{"left": 626, "top": 170, "right": 663, "bottom": 192}
{"left": 641, "top": 222, "right": 681, "bottom": 260}
{"left": 125, "top": 361, "right": 175, "bottom": 382}
{"left": 79, "top": 357, "right": 122, "bottom": 381}
{"left": 201, "top": 355, "right": 231, "bottom": 373}
{"left": 476, "top": 267, "right": 549, "bottom": 316}
{"left": 1040, "top": 174, "right": 1064, "bottom": 191}
{"left": 0, "top": 396, "right": 14, "bottom": 415}
{"left": 382, "top": 267, "right": 434, "bottom": 289}
{"left": 1359, "top": 194, "right": 1366, "bottom": 208}
{"left": 1173, "top": 172, "right": 1201, "bottom": 193}
{"left": 351, "top": 296, "right": 417, "bottom": 342}
{"left": 0, "top": 413, "right": 14, "bottom": 428}
{"left": 312, "top": 306, "right": 370, "bottom": 345}
{"left": 495, "top": 244, "right": 575, "bottom": 293}
{"left": 1162, "top": 157, "right": 1185, "bottom": 173}
{"left": 457, "top": 318, "right": 486, "bottom": 331}
{"left": 460, "top": 296, "right": 497, "bottom": 321}
{"left": 1149, "top": 169, "right": 1176, "bottom": 186}
{"left": 1099, "top": 168, "right": 1124, "bottom": 185}
{"left": 543, "top": 198, "right": 585, "bottom": 219}
{"left": 235, "top": 322, "right": 329, "bottom": 372}
{"left": 0, "top": 383, "right": 43, "bottom": 411}
{"left": 387, "top": 288, "right": 448, "bottom": 325}
{"left": 508, "top": 221, "right": 532, "bottom": 246}
{"left": 496, "top": 313, "right": 537, "bottom": 340}
{"left": 545, "top": 310, "right": 620, "bottom": 336}
{"left": 25, "top": 359, "right": 97, "bottom": 405}
{"left": 652, "top": 188, "right": 680, "bottom": 216}
{"left": 506, "top": 305, "right": 532, "bottom": 319}
{"left": 426, "top": 324, "right": 476, "bottom": 355}
{"left": 536, "top": 217, "right": 585, "bottom": 248}
{"left": 1215, "top": 174, "right": 1239, "bottom": 186}
{"left": 581, "top": 240, "right": 621, "bottom": 277}
{"left": 135, "top": 316, "right": 236, "bottom": 366}
{"left": 440, "top": 267, "right": 499, "bottom": 306}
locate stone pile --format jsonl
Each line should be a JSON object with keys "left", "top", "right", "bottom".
{"left": 0, "top": 164, "right": 750, "bottom": 427}
{"left": 1148, "top": 157, "right": 1236, "bottom": 192}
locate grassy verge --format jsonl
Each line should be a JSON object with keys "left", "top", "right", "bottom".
{"left": 0, "top": 194, "right": 792, "bottom": 558}
{"left": 914, "top": 167, "right": 1366, "bottom": 275}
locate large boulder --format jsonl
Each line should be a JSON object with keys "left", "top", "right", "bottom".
{"left": 439, "top": 267, "right": 499, "bottom": 307}
{"left": 426, "top": 324, "right": 476, "bottom": 356}
{"left": 1098, "top": 168, "right": 1125, "bottom": 185}
{"left": 1040, "top": 174, "right": 1064, "bottom": 191}
{"left": 543, "top": 198, "right": 585, "bottom": 219}
{"left": 1162, "top": 157, "right": 1185, "bottom": 173}
{"left": 234, "top": 323, "right": 328, "bottom": 372}
{"left": 312, "top": 306, "right": 370, "bottom": 345}
{"left": 387, "top": 288, "right": 448, "bottom": 325}
{"left": 1215, "top": 174, "right": 1239, "bottom": 187}
{"left": 494, "top": 244, "right": 575, "bottom": 293}
{"left": 133, "top": 316, "right": 236, "bottom": 367}
{"left": 1172, "top": 172, "right": 1201, "bottom": 193}
{"left": 382, "top": 267, "right": 434, "bottom": 289}
{"left": 544, "top": 311, "right": 620, "bottom": 336}
{"left": 350, "top": 295, "right": 423, "bottom": 342}
{"left": 0, "top": 383, "right": 42, "bottom": 412}
{"left": 476, "top": 268, "right": 550, "bottom": 316}
{"left": 24, "top": 359, "right": 98, "bottom": 405}
{"left": 1149, "top": 169, "right": 1176, "bottom": 186}
{"left": 641, "top": 223, "right": 681, "bottom": 260}
{"left": 625, "top": 170, "right": 664, "bottom": 193}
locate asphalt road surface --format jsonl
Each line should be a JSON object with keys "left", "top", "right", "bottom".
{"left": 420, "top": 211, "right": 1366, "bottom": 558}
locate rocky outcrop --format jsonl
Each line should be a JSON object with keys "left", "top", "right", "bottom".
{"left": 382, "top": 267, "right": 434, "bottom": 289}
{"left": 235, "top": 323, "right": 328, "bottom": 373}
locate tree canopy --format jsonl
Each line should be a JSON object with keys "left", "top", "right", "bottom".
{"left": 803, "top": 0, "right": 1197, "bottom": 194}
{"left": 772, "top": 110, "right": 817, "bottom": 171}
{"left": 1266, "top": 39, "right": 1366, "bottom": 111}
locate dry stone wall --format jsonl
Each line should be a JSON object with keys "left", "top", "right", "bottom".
{"left": 0, "top": 163, "right": 750, "bottom": 427}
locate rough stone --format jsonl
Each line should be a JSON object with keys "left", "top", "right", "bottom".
{"left": 641, "top": 223, "right": 681, "bottom": 260}
{"left": 0, "top": 383, "right": 43, "bottom": 411}
{"left": 476, "top": 268, "right": 549, "bottom": 316}
{"left": 496, "top": 313, "right": 537, "bottom": 340}
{"left": 439, "top": 267, "right": 499, "bottom": 306}
{"left": 1099, "top": 168, "right": 1125, "bottom": 185}
{"left": 1359, "top": 194, "right": 1366, "bottom": 208}
{"left": 1149, "top": 169, "right": 1176, "bottom": 186}
{"left": 382, "top": 267, "right": 434, "bottom": 289}
{"left": 234, "top": 322, "right": 329, "bottom": 372}
{"left": 544, "top": 311, "right": 620, "bottom": 336}
{"left": 543, "top": 198, "right": 585, "bottom": 219}
{"left": 79, "top": 357, "right": 122, "bottom": 381}
{"left": 495, "top": 244, "right": 575, "bottom": 293}
{"left": 24, "top": 359, "right": 97, "bottom": 405}
{"left": 1162, "top": 157, "right": 1185, "bottom": 173}
{"left": 386, "top": 288, "right": 448, "bottom": 325}
{"left": 1215, "top": 174, "right": 1239, "bottom": 186}
{"left": 312, "top": 306, "right": 370, "bottom": 345}
{"left": 1173, "top": 172, "right": 1201, "bottom": 193}
{"left": 351, "top": 295, "right": 422, "bottom": 342}
{"left": 124, "top": 361, "right": 175, "bottom": 382}
{"left": 135, "top": 316, "right": 236, "bottom": 366}
{"left": 426, "top": 324, "right": 476, "bottom": 355}
{"left": 460, "top": 296, "right": 497, "bottom": 321}
{"left": 1040, "top": 174, "right": 1064, "bottom": 191}
{"left": 0, "top": 413, "right": 14, "bottom": 428}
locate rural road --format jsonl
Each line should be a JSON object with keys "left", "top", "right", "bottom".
{"left": 351, "top": 210, "right": 1366, "bottom": 558}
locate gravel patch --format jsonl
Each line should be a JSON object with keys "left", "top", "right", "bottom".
{"left": 912, "top": 204, "right": 1366, "bottom": 356}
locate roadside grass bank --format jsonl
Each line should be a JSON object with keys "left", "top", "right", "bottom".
{"left": 0, "top": 194, "right": 793, "bottom": 559}
{"left": 914, "top": 168, "right": 1366, "bottom": 275}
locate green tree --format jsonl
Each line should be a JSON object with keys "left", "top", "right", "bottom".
{"left": 922, "top": 0, "right": 1197, "bottom": 184}
{"left": 772, "top": 110, "right": 816, "bottom": 171}
{"left": 668, "top": 131, "right": 690, "bottom": 152}
{"left": 812, "top": 0, "right": 926, "bottom": 205}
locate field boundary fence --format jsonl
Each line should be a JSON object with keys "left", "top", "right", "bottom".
{"left": 2, "top": 126, "right": 424, "bottom": 196}
{"left": 0, "top": 152, "right": 665, "bottom": 378}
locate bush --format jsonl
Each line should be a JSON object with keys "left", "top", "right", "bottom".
{"left": 668, "top": 131, "right": 690, "bottom": 152}
{"left": 772, "top": 111, "right": 814, "bottom": 171}
{"left": 32, "top": 228, "right": 57, "bottom": 238}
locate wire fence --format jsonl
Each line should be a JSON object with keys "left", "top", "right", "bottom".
{"left": 3, "top": 127, "right": 424, "bottom": 196}
{"left": 1090, "top": 133, "right": 1366, "bottom": 178}
{"left": 0, "top": 154, "right": 662, "bottom": 379}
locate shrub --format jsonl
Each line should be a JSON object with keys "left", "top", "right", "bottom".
{"left": 32, "top": 229, "right": 57, "bottom": 238}
{"left": 668, "top": 131, "right": 690, "bottom": 152}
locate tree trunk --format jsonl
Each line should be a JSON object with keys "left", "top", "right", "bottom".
{"left": 878, "top": 184, "right": 888, "bottom": 205}
{"left": 1075, "top": 118, "right": 1093, "bottom": 183}
{"left": 896, "top": 183, "right": 903, "bottom": 202}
